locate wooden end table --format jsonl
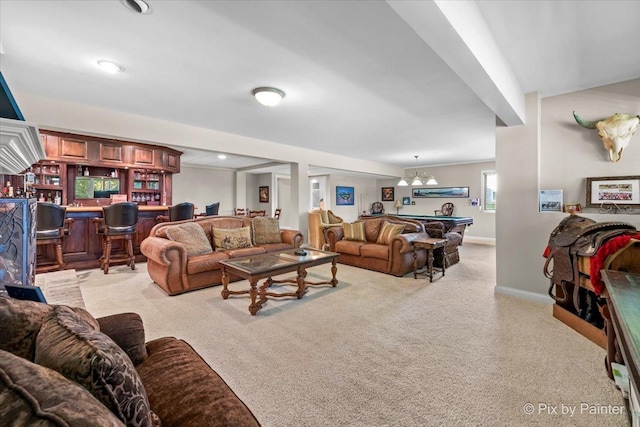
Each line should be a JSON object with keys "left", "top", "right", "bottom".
{"left": 413, "top": 238, "right": 448, "bottom": 282}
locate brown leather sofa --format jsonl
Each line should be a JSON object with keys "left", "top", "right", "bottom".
{"left": 326, "top": 215, "right": 463, "bottom": 276}
{"left": 140, "top": 216, "right": 304, "bottom": 296}
{"left": 0, "top": 297, "right": 260, "bottom": 427}
{"left": 326, "top": 215, "right": 430, "bottom": 276}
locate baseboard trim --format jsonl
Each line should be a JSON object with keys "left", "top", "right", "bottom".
{"left": 494, "top": 285, "right": 552, "bottom": 304}
{"left": 464, "top": 236, "right": 495, "bottom": 245}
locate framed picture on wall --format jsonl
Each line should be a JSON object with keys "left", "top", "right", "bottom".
{"left": 402, "top": 197, "right": 410, "bottom": 205}
{"left": 381, "top": 187, "right": 394, "bottom": 202}
{"left": 539, "top": 189, "right": 563, "bottom": 212}
{"left": 585, "top": 176, "right": 640, "bottom": 208}
{"left": 336, "top": 186, "right": 355, "bottom": 205}
{"left": 412, "top": 187, "right": 469, "bottom": 198}
{"left": 259, "top": 186, "right": 269, "bottom": 203}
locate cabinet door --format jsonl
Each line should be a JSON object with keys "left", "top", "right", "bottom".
{"left": 41, "top": 134, "right": 60, "bottom": 159}
{"left": 98, "top": 142, "right": 125, "bottom": 165}
{"left": 60, "top": 137, "right": 88, "bottom": 161}
{"left": 131, "top": 147, "right": 156, "bottom": 167}
{"left": 163, "top": 151, "right": 180, "bottom": 172}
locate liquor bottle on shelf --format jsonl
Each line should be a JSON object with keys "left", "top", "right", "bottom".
{"left": 84, "top": 167, "right": 89, "bottom": 176}
{"left": 54, "top": 192, "right": 61, "bottom": 205}
{"left": 39, "top": 192, "right": 45, "bottom": 202}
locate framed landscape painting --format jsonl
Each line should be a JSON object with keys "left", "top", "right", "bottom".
{"left": 336, "top": 186, "right": 355, "bottom": 205}
{"left": 412, "top": 187, "right": 469, "bottom": 198}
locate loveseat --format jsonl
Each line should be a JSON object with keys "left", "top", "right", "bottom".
{"left": 325, "top": 215, "right": 463, "bottom": 276}
{"left": 0, "top": 296, "right": 260, "bottom": 426}
{"left": 326, "top": 215, "right": 429, "bottom": 276}
{"left": 140, "top": 216, "right": 303, "bottom": 296}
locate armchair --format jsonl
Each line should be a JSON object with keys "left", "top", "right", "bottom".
{"left": 308, "top": 209, "right": 343, "bottom": 249}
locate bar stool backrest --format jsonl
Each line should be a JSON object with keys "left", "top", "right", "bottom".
{"left": 36, "top": 202, "right": 66, "bottom": 235}
{"left": 168, "top": 202, "right": 194, "bottom": 221}
{"left": 103, "top": 203, "right": 139, "bottom": 229}
{"left": 206, "top": 202, "right": 220, "bottom": 216}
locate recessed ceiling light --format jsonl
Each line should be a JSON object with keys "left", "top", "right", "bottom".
{"left": 97, "top": 60, "right": 125, "bottom": 74}
{"left": 123, "top": 0, "right": 150, "bottom": 14}
{"left": 252, "top": 87, "right": 285, "bottom": 107}
{"left": 218, "top": 154, "right": 227, "bottom": 160}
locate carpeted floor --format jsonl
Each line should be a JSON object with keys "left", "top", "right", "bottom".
{"left": 71, "top": 244, "right": 628, "bottom": 427}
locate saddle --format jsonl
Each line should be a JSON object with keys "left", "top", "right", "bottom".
{"left": 543, "top": 214, "right": 636, "bottom": 311}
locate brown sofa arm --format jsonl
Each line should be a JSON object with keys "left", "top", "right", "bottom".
{"left": 325, "top": 227, "right": 345, "bottom": 251}
{"left": 97, "top": 313, "right": 147, "bottom": 366}
{"left": 281, "top": 229, "right": 304, "bottom": 248}
{"left": 140, "top": 236, "right": 188, "bottom": 268}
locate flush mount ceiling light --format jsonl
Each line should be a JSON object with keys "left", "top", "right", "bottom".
{"left": 397, "top": 155, "right": 438, "bottom": 186}
{"left": 97, "top": 60, "right": 125, "bottom": 74}
{"left": 217, "top": 154, "right": 227, "bottom": 159}
{"left": 123, "top": 0, "right": 150, "bottom": 14}
{"left": 252, "top": 87, "right": 285, "bottom": 107}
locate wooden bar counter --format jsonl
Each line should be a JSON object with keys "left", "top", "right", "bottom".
{"left": 42, "top": 205, "right": 168, "bottom": 271}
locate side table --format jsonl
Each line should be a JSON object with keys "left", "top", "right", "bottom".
{"left": 413, "top": 238, "right": 448, "bottom": 282}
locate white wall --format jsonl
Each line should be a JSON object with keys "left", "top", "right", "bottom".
{"left": 377, "top": 161, "right": 496, "bottom": 240}
{"left": 496, "top": 79, "right": 640, "bottom": 300}
{"left": 172, "top": 166, "right": 235, "bottom": 215}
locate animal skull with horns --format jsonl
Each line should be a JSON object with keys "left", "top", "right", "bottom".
{"left": 573, "top": 111, "right": 640, "bottom": 162}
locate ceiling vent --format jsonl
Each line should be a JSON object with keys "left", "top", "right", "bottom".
{"left": 123, "top": 0, "right": 150, "bottom": 14}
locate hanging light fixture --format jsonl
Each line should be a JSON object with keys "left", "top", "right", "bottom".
{"left": 398, "top": 155, "right": 438, "bottom": 186}
{"left": 252, "top": 87, "right": 285, "bottom": 107}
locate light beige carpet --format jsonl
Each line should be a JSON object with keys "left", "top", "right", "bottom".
{"left": 74, "top": 244, "right": 628, "bottom": 427}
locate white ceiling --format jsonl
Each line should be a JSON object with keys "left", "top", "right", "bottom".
{"left": 1, "top": 0, "right": 638, "bottom": 175}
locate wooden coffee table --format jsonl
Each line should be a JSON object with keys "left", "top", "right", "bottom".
{"left": 219, "top": 249, "right": 339, "bottom": 315}
{"left": 413, "top": 238, "right": 448, "bottom": 282}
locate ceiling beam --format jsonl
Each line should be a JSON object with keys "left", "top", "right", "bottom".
{"left": 388, "top": 0, "right": 525, "bottom": 126}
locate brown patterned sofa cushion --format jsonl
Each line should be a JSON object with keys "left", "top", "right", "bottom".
{"left": 252, "top": 216, "right": 282, "bottom": 245}
{"left": 166, "top": 222, "right": 213, "bottom": 256}
{"left": 137, "top": 337, "right": 260, "bottom": 427}
{"left": 35, "top": 306, "right": 154, "bottom": 427}
{"left": 0, "top": 349, "right": 125, "bottom": 426}
{"left": 0, "top": 296, "right": 98, "bottom": 361}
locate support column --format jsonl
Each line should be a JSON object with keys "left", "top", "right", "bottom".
{"left": 290, "top": 162, "right": 309, "bottom": 243}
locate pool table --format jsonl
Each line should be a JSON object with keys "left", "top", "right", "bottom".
{"left": 362, "top": 214, "right": 473, "bottom": 242}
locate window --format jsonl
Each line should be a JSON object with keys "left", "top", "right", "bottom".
{"left": 482, "top": 170, "right": 497, "bottom": 211}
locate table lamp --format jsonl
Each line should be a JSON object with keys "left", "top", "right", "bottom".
{"left": 393, "top": 200, "right": 402, "bottom": 215}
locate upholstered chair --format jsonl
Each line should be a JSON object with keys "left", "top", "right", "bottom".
{"left": 308, "top": 209, "right": 344, "bottom": 250}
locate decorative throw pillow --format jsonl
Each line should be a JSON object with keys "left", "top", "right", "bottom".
{"left": 327, "top": 210, "right": 342, "bottom": 224}
{"left": 0, "top": 349, "right": 125, "bottom": 426}
{"left": 342, "top": 222, "right": 366, "bottom": 242}
{"left": 35, "top": 306, "right": 154, "bottom": 427}
{"left": 376, "top": 221, "right": 405, "bottom": 245}
{"left": 212, "top": 226, "right": 253, "bottom": 251}
{"left": 0, "top": 296, "right": 99, "bottom": 361}
{"left": 166, "top": 222, "right": 213, "bottom": 256}
{"left": 252, "top": 217, "right": 282, "bottom": 245}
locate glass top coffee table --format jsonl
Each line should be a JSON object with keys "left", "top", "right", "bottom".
{"left": 219, "top": 249, "right": 339, "bottom": 315}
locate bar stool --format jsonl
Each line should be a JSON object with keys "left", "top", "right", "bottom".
{"left": 156, "top": 202, "right": 194, "bottom": 222}
{"left": 93, "top": 202, "right": 138, "bottom": 274}
{"left": 205, "top": 202, "right": 220, "bottom": 216}
{"left": 36, "top": 202, "right": 73, "bottom": 273}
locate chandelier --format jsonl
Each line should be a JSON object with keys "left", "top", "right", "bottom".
{"left": 397, "top": 155, "right": 437, "bottom": 186}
